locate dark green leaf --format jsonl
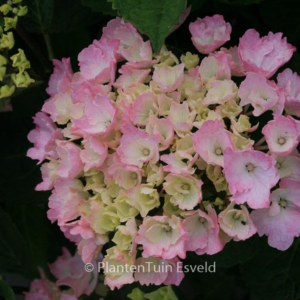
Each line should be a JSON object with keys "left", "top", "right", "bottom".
{"left": 81, "top": 0, "right": 117, "bottom": 15}
{"left": 0, "top": 280, "right": 16, "bottom": 300}
{"left": 241, "top": 237, "right": 300, "bottom": 300}
{"left": 0, "top": 207, "right": 30, "bottom": 275}
{"left": 186, "top": 235, "right": 259, "bottom": 269}
{"left": 111, "top": 0, "right": 187, "bottom": 53}
{"left": 21, "top": 0, "right": 54, "bottom": 34}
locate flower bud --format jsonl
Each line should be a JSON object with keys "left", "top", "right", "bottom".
{"left": 0, "top": 84, "right": 15, "bottom": 99}
{"left": 0, "top": 66, "right": 6, "bottom": 80}
{"left": 0, "top": 32, "right": 15, "bottom": 49}
{"left": 0, "top": 4, "right": 12, "bottom": 15}
{"left": 11, "top": 71, "right": 34, "bottom": 87}
{"left": 17, "top": 5, "right": 27, "bottom": 16}
{"left": 0, "top": 55, "right": 8, "bottom": 67}
{"left": 4, "top": 16, "right": 18, "bottom": 31}
{"left": 10, "top": 48, "right": 30, "bottom": 72}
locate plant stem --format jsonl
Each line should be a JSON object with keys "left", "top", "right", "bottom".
{"left": 43, "top": 34, "right": 54, "bottom": 61}
{"left": 254, "top": 145, "right": 269, "bottom": 151}
{"left": 254, "top": 136, "right": 266, "bottom": 147}
{"left": 15, "top": 24, "right": 52, "bottom": 73}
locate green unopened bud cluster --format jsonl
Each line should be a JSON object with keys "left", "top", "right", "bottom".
{"left": 0, "top": 0, "right": 33, "bottom": 100}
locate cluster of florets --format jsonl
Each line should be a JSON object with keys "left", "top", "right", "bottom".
{"left": 27, "top": 14, "right": 300, "bottom": 294}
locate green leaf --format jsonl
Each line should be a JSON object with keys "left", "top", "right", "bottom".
{"left": 241, "top": 237, "right": 300, "bottom": 300}
{"left": 111, "top": 0, "right": 187, "bottom": 53}
{"left": 0, "top": 279, "right": 16, "bottom": 300}
{"left": 0, "top": 207, "right": 30, "bottom": 276}
{"left": 21, "top": 0, "right": 54, "bottom": 34}
{"left": 81, "top": 0, "right": 117, "bottom": 15}
{"left": 8, "top": 206, "right": 50, "bottom": 276}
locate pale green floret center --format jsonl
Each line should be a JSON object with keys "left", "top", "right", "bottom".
{"left": 181, "top": 183, "right": 190, "bottom": 190}
{"left": 215, "top": 148, "right": 222, "bottom": 156}
{"left": 142, "top": 148, "right": 150, "bottom": 156}
{"left": 130, "top": 172, "right": 138, "bottom": 180}
{"left": 279, "top": 199, "right": 287, "bottom": 208}
{"left": 199, "top": 217, "right": 206, "bottom": 223}
{"left": 275, "top": 162, "right": 281, "bottom": 169}
{"left": 278, "top": 137, "right": 286, "bottom": 145}
{"left": 233, "top": 211, "right": 247, "bottom": 225}
{"left": 246, "top": 163, "right": 255, "bottom": 172}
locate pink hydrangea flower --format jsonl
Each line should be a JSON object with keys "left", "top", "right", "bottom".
{"left": 193, "top": 119, "right": 234, "bottom": 167}
{"left": 35, "top": 160, "right": 59, "bottom": 191}
{"left": 78, "top": 38, "right": 118, "bottom": 84}
{"left": 49, "top": 247, "right": 98, "bottom": 297}
{"left": 145, "top": 115, "right": 174, "bottom": 151}
{"left": 251, "top": 178, "right": 300, "bottom": 250}
{"left": 114, "top": 65, "right": 151, "bottom": 89}
{"left": 223, "top": 148, "right": 279, "bottom": 209}
{"left": 218, "top": 202, "right": 257, "bottom": 241}
{"left": 72, "top": 94, "right": 117, "bottom": 136}
{"left": 117, "top": 124, "right": 159, "bottom": 168}
{"left": 134, "top": 257, "right": 184, "bottom": 286}
{"left": 46, "top": 58, "right": 73, "bottom": 97}
{"left": 198, "top": 54, "right": 231, "bottom": 83}
{"left": 56, "top": 141, "right": 83, "bottom": 179}
{"left": 128, "top": 92, "right": 158, "bottom": 126}
{"left": 168, "top": 101, "right": 196, "bottom": 137}
{"left": 25, "top": 271, "right": 61, "bottom": 300}
{"left": 262, "top": 115, "right": 300, "bottom": 156}
{"left": 152, "top": 64, "right": 185, "bottom": 93}
{"left": 27, "top": 112, "right": 63, "bottom": 163}
{"left": 47, "top": 178, "right": 88, "bottom": 226}
{"left": 275, "top": 152, "right": 300, "bottom": 180}
{"left": 182, "top": 205, "right": 223, "bottom": 255}
{"left": 77, "top": 235, "right": 108, "bottom": 264}
{"left": 219, "top": 46, "right": 245, "bottom": 76}
{"left": 102, "top": 17, "right": 153, "bottom": 67}
{"left": 189, "top": 14, "right": 231, "bottom": 54}
{"left": 135, "top": 215, "right": 188, "bottom": 260}
{"left": 163, "top": 173, "right": 203, "bottom": 210}
{"left": 80, "top": 136, "right": 108, "bottom": 171}
{"left": 238, "top": 73, "right": 285, "bottom": 117}
{"left": 238, "top": 29, "right": 296, "bottom": 78}
{"left": 42, "top": 93, "right": 73, "bottom": 125}
{"left": 277, "top": 68, "right": 300, "bottom": 117}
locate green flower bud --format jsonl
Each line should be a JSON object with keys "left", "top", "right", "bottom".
{"left": 0, "top": 84, "right": 15, "bottom": 99}
{"left": 0, "top": 4, "right": 12, "bottom": 15}
{"left": 11, "top": 71, "right": 34, "bottom": 87}
{"left": 0, "top": 32, "right": 15, "bottom": 49}
{"left": 4, "top": 16, "right": 18, "bottom": 31}
{"left": 0, "top": 67, "right": 6, "bottom": 80}
{"left": 16, "top": 5, "right": 27, "bottom": 16}
{"left": 12, "top": 0, "right": 22, "bottom": 4}
{"left": 0, "top": 55, "right": 8, "bottom": 67}
{"left": 10, "top": 49, "right": 30, "bottom": 72}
